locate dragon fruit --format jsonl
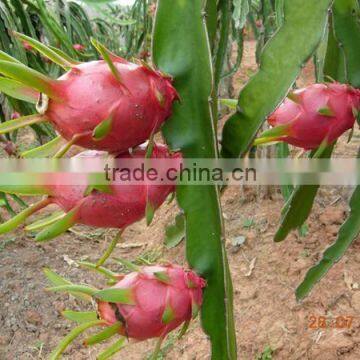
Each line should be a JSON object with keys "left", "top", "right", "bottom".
{"left": 11, "top": 112, "right": 20, "bottom": 120}
{"left": 22, "top": 40, "right": 33, "bottom": 51}
{"left": 256, "top": 83, "right": 360, "bottom": 150}
{"left": 73, "top": 44, "right": 85, "bottom": 52}
{"left": 97, "top": 264, "right": 206, "bottom": 341}
{"left": 45, "top": 265, "right": 205, "bottom": 358}
{"left": 0, "top": 143, "right": 181, "bottom": 246}
{"left": 0, "top": 34, "right": 178, "bottom": 155}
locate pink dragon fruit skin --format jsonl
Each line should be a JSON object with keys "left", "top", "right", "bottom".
{"left": 46, "top": 143, "right": 181, "bottom": 229}
{"left": 268, "top": 83, "right": 360, "bottom": 150}
{"left": 73, "top": 44, "right": 85, "bottom": 52}
{"left": 47, "top": 60, "right": 178, "bottom": 153}
{"left": 97, "top": 264, "right": 206, "bottom": 340}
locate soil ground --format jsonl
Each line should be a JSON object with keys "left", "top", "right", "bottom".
{"left": 1, "top": 40, "right": 360, "bottom": 360}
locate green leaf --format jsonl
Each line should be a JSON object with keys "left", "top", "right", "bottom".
{"left": 25, "top": 211, "right": 66, "bottom": 232}
{"left": 0, "top": 50, "right": 21, "bottom": 64}
{"left": 49, "top": 320, "right": 104, "bottom": 360}
{"left": 153, "top": 1, "right": 237, "bottom": 358}
{"left": 21, "top": 136, "right": 66, "bottom": 158}
{"left": 296, "top": 186, "right": 360, "bottom": 300}
{"left": 162, "top": 305, "right": 175, "bottom": 324}
{"left": 114, "top": 258, "right": 141, "bottom": 272}
{"left": 0, "top": 78, "right": 39, "bottom": 103}
{"left": 0, "top": 114, "right": 47, "bottom": 135}
{"left": 221, "top": 0, "right": 333, "bottom": 157}
{"left": 219, "top": 98, "right": 238, "bottom": 110}
{"left": 0, "top": 198, "right": 50, "bottom": 235}
{"left": 164, "top": 213, "right": 185, "bottom": 249}
{"left": 78, "top": 261, "right": 119, "bottom": 281}
{"left": 13, "top": 32, "right": 73, "bottom": 70}
{"left": 84, "top": 322, "right": 122, "bottom": 346}
{"left": 62, "top": 310, "right": 98, "bottom": 324}
{"left": 145, "top": 201, "right": 155, "bottom": 226}
{"left": 47, "top": 285, "right": 98, "bottom": 296}
{"left": 154, "top": 271, "right": 171, "bottom": 284}
{"left": 91, "top": 38, "right": 122, "bottom": 82}
{"left": 318, "top": 107, "right": 335, "bottom": 117}
{"left": 93, "top": 288, "right": 135, "bottom": 305}
{"left": 36, "top": 206, "right": 79, "bottom": 242}
{"left": 43, "top": 268, "right": 91, "bottom": 302}
{"left": 81, "top": 0, "right": 117, "bottom": 3}
{"left": 48, "top": 46, "right": 81, "bottom": 65}
{"left": 92, "top": 116, "right": 113, "bottom": 141}
{"left": 97, "top": 338, "right": 126, "bottom": 360}
{"left": 0, "top": 61, "right": 58, "bottom": 98}
{"left": 274, "top": 146, "right": 334, "bottom": 242}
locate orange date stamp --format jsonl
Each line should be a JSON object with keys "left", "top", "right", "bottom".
{"left": 308, "top": 315, "right": 354, "bottom": 329}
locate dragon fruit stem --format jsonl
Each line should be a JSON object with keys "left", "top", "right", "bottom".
{"left": 150, "top": 336, "right": 165, "bottom": 360}
{"left": 53, "top": 132, "right": 90, "bottom": 158}
{"left": 96, "top": 229, "right": 124, "bottom": 268}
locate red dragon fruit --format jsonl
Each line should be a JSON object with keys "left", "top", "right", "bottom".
{"left": 0, "top": 143, "right": 181, "bottom": 263}
{"left": 0, "top": 34, "right": 178, "bottom": 155}
{"left": 73, "top": 43, "right": 85, "bottom": 52}
{"left": 11, "top": 112, "right": 20, "bottom": 120}
{"left": 45, "top": 265, "right": 205, "bottom": 358}
{"left": 45, "top": 143, "right": 180, "bottom": 230}
{"left": 255, "top": 83, "right": 360, "bottom": 150}
{"left": 97, "top": 264, "right": 206, "bottom": 341}
{"left": 22, "top": 40, "right": 34, "bottom": 51}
